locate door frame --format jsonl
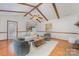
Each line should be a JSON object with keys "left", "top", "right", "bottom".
{"left": 7, "top": 21, "right": 18, "bottom": 40}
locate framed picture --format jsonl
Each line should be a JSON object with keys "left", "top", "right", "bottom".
{"left": 45, "top": 23, "right": 52, "bottom": 31}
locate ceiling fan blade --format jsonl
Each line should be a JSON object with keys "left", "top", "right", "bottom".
{"left": 36, "top": 19, "right": 41, "bottom": 23}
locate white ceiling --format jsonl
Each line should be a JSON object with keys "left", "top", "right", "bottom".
{"left": 0, "top": 3, "right": 79, "bottom": 19}
{"left": 0, "top": 3, "right": 32, "bottom": 11}
{"left": 38, "top": 3, "right": 57, "bottom": 20}
{"left": 56, "top": 3, "right": 79, "bottom": 18}
{"left": 28, "top": 3, "right": 38, "bottom": 6}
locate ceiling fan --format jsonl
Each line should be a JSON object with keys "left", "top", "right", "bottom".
{"left": 29, "top": 13, "right": 43, "bottom": 23}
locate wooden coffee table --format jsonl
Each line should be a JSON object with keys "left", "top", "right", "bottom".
{"left": 33, "top": 36, "right": 45, "bottom": 47}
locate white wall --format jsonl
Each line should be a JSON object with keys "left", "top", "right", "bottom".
{"left": 1, "top": 14, "right": 79, "bottom": 42}
{"left": 37, "top": 14, "right": 79, "bottom": 41}
{"left": 0, "top": 15, "right": 33, "bottom": 40}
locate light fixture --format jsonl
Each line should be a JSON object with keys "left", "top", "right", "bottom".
{"left": 29, "top": 13, "right": 43, "bottom": 23}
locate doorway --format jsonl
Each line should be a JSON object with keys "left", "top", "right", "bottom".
{"left": 7, "top": 21, "right": 18, "bottom": 41}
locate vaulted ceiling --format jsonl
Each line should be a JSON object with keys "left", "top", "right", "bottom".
{"left": 0, "top": 3, "right": 79, "bottom": 21}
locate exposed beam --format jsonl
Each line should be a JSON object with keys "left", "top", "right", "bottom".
{"left": 24, "top": 3, "right": 42, "bottom": 16}
{"left": 18, "top": 3, "right": 35, "bottom": 7}
{"left": 36, "top": 8, "right": 48, "bottom": 21}
{"left": 0, "top": 10, "right": 27, "bottom": 13}
{"left": 29, "top": 13, "right": 33, "bottom": 16}
{"left": 52, "top": 3, "right": 60, "bottom": 19}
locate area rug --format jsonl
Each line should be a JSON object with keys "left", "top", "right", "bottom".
{"left": 26, "top": 40, "right": 58, "bottom": 56}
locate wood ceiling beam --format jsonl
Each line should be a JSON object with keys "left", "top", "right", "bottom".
{"left": 24, "top": 3, "right": 42, "bottom": 16}
{"left": 36, "top": 8, "right": 48, "bottom": 21}
{"left": 18, "top": 3, "right": 35, "bottom": 7}
{"left": 0, "top": 10, "right": 27, "bottom": 13}
{"left": 52, "top": 3, "right": 60, "bottom": 19}
{"left": 18, "top": 3, "right": 42, "bottom": 23}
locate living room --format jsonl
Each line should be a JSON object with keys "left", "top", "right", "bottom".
{"left": 0, "top": 3, "right": 79, "bottom": 56}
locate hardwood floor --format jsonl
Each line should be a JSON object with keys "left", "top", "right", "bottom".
{"left": 0, "top": 39, "right": 70, "bottom": 56}
{"left": 0, "top": 40, "right": 15, "bottom": 56}
{"left": 49, "top": 38, "right": 70, "bottom": 56}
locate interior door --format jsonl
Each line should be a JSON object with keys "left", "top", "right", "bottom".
{"left": 7, "top": 21, "right": 18, "bottom": 40}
